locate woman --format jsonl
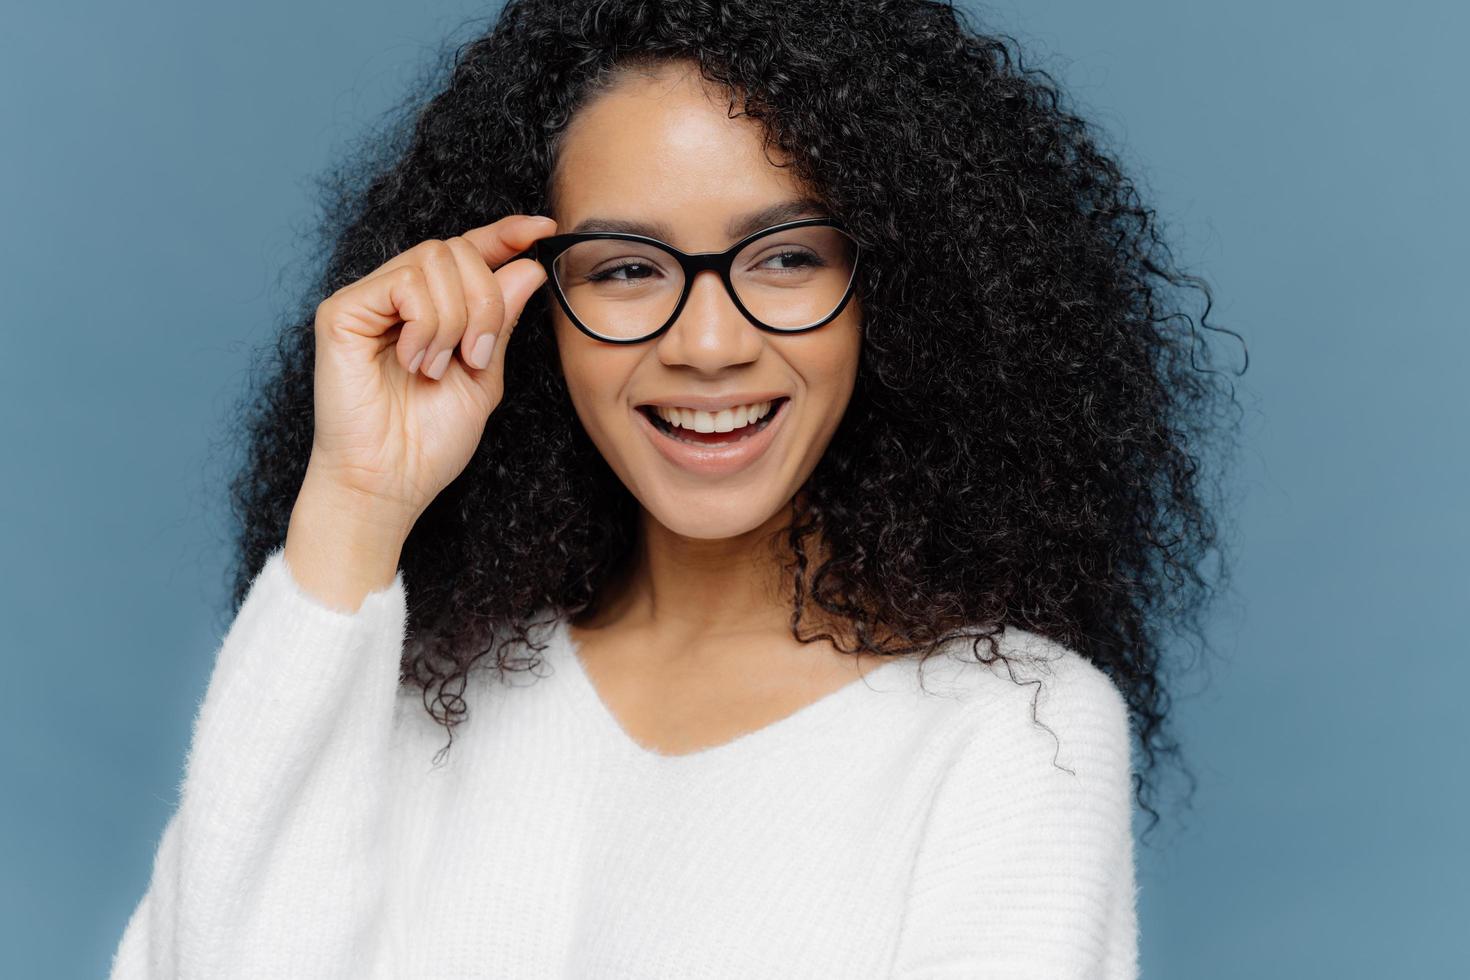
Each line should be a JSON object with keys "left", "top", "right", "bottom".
{"left": 113, "top": 0, "right": 1240, "bottom": 976}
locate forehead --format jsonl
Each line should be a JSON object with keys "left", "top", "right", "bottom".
{"left": 549, "top": 65, "right": 810, "bottom": 250}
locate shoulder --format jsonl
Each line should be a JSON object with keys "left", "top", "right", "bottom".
{"left": 914, "top": 624, "right": 1133, "bottom": 779}
{"left": 892, "top": 628, "right": 1141, "bottom": 977}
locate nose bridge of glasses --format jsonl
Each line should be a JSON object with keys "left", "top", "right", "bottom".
{"left": 680, "top": 248, "right": 736, "bottom": 304}
{"left": 672, "top": 253, "right": 747, "bottom": 326}
{"left": 630, "top": 238, "right": 728, "bottom": 299}
{"left": 684, "top": 246, "right": 733, "bottom": 273}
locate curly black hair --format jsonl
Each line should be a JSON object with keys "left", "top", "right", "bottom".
{"left": 220, "top": 0, "right": 1246, "bottom": 840}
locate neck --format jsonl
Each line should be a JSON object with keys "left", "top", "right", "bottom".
{"left": 588, "top": 499, "right": 816, "bottom": 641}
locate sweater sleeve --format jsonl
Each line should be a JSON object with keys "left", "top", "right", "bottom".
{"left": 891, "top": 651, "right": 1140, "bottom": 979}
{"left": 109, "top": 546, "right": 408, "bottom": 980}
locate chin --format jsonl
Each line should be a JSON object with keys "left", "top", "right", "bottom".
{"left": 638, "top": 485, "right": 789, "bottom": 541}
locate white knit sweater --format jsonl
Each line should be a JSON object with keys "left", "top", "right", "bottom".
{"left": 111, "top": 546, "right": 1139, "bottom": 978}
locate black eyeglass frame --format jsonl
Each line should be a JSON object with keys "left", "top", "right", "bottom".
{"left": 506, "top": 217, "right": 864, "bottom": 345}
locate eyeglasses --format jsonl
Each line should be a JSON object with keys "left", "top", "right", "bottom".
{"left": 507, "top": 218, "right": 863, "bottom": 344}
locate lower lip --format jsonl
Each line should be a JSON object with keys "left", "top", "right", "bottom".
{"left": 635, "top": 399, "right": 789, "bottom": 477}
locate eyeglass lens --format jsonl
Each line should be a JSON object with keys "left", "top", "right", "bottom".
{"left": 551, "top": 225, "right": 858, "bottom": 341}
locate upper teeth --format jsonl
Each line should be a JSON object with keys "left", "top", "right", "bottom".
{"left": 654, "top": 400, "right": 775, "bottom": 433}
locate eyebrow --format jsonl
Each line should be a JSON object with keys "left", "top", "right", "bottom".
{"left": 566, "top": 197, "right": 831, "bottom": 245}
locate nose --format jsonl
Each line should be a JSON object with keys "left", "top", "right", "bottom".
{"left": 654, "top": 269, "right": 763, "bottom": 371}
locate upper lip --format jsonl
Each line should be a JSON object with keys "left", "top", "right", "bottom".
{"left": 636, "top": 392, "right": 789, "bottom": 412}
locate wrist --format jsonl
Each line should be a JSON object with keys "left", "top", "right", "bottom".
{"left": 284, "top": 475, "right": 413, "bottom": 612}
{"left": 297, "top": 460, "right": 418, "bottom": 542}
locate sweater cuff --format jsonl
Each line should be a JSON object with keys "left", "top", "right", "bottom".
{"left": 184, "top": 546, "right": 408, "bottom": 814}
{"left": 210, "top": 545, "right": 407, "bottom": 693}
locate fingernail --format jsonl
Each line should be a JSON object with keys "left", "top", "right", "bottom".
{"left": 470, "top": 333, "right": 496, "bottom": 369}
{"left": 529, "top": 215, "right": 556, "bottom": 227}
{"left": 426, "top": 348, "right": 453, "bottom": 380}
{"left": 408, "top": 349, "right": 426, "bottom": 374}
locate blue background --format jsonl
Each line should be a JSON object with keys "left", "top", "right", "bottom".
{"left": 3, "top": 2, "right": 1465, "bottom": 976}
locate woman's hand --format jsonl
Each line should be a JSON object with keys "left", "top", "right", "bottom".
{"left": 305, "top": 213, "right": 557, "bottom": 531}
{"left": 283, "top": 214, "right": 557, "bottom": 610}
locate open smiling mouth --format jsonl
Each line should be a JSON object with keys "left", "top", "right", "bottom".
{"left": 638, "top": 396, "right": 790, "bottom": 447}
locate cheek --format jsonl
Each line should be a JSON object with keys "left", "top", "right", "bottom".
{"left": 800, "top": 315, "right": 863, "bottom": 406}
{"left": 553, "top": 317, "right": 637, "bottom": 439}
{"left": 553, "top": 318, "right": 598, "bottom": 415}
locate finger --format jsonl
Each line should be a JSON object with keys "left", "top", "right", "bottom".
{"left": 321, "top": 264, "right": 438, "bottom": 374}
{"left": 465, "top": 257, "right": 547, "bottom": 403}
{"left": 447, "top": 226, "right": 549, "bottom": 376}
{"left": 460, "top": 214, "right": 559, "bottom": 272}
{"left": 445, "top": 236, "right": 504, "bottom": 371}
{"left": 413, "top": 241, "right": 469, "bottom": 381}
{"left": 355, "top": 214, "right": 550, "bottom": 287}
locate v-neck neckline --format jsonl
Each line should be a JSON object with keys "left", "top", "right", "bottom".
{"left": 552, "top": 615, "right": 909, "bottom": 768}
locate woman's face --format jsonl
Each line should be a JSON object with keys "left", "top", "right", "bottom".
{"left": 547, "top": 64, "right": 862, "bottom": 542}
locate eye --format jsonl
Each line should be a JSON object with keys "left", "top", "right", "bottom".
{"left": 586, "top": 260, "right": 661, "bottom": 283}
{"left": 750, "top": 248, "right": 827, "bottom": 275}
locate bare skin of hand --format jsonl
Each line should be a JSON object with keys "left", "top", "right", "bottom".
{"left": 282, "top": 213, "right": 559, "bottom": 611}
